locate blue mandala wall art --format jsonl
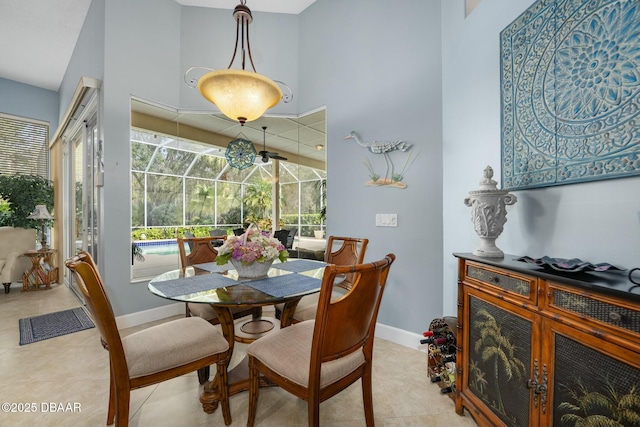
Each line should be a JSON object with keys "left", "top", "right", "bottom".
{"left": 500, "top": 0, "right": 640, "bottom": 190}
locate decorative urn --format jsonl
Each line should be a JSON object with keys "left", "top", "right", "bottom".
{"left": 464, "top": 166, "right": 517, "bottom": 258}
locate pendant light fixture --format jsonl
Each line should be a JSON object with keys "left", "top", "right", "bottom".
{"left": 185, "top": 0, "right": 292, "bottom": 125}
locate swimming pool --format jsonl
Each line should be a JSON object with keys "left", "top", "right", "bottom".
{"left": 136, "top": 240, "right": 180, "bottom": 256}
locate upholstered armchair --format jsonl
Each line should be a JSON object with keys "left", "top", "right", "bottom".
{"left": 0, "top": 227, "right": 37, "bottom": 293}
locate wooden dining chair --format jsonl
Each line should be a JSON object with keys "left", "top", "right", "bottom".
{"left": 282, "top": 236, "right": 369, "bottom": 322}
{"left": 177, "top": 236, "right": 220, "bottom": 268}
{"left": 177, "top": 235, "right": 258, "bottom": 383}
{"left": 246, "top": 254, "right": 396, "bottom": 427}
{"left": 65, "top": 251, "right": 231, "bottom": 427}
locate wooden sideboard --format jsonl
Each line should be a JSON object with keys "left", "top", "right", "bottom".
{"left": 454, "top": 253, "right": 640, "bottom": 427}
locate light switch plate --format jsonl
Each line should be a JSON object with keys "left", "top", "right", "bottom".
{"left": 376, "top": 214, "right": 398, "bottom": 227}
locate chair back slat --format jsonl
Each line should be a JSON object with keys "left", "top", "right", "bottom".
{"left": 177, "top": 236, "right": 219, "bottom": 268}
{"left": 325, "top": 236, "right": 369, "bottom": 290}
{"left": 312, "top": 255, "right": 395, "bottom": 364}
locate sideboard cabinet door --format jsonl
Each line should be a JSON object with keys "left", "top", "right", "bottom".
{"left": 543, "top": 318, "right": 640, "bottom": 427}
{"left": 462, "top": 287, "right": 540, "bottom": 427}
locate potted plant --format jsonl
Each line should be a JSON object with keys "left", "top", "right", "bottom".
{"left": 216, "top": 226, "right": 288, "bottom": 278}
{"left": 131, "top": 243, "right": 145, "bottom": 265}
{"left": 0, "top": 174, "right": 54, "bottom": 232}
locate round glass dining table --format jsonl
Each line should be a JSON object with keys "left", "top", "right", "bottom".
{"left": 148, "top": 259, "right": 327, "bottom": 413}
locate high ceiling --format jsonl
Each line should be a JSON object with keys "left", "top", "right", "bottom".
{"left": 2, "top": 0, "right": 325, "bottom": 163}
{"left": 0, "top": 0, "right": 92, "bottom": 91}
{"left": 0, "top": 0, "right": 316, "bottom": 91}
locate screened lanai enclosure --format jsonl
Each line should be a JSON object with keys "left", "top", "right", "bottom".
{"left": 130, "top": 99, "right": 326, "bottom": 279}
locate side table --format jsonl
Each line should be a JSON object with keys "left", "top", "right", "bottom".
{"left": 22, "top": 249, "right": 58, "bottom": 291}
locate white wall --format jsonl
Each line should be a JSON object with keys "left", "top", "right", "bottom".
{"left": 441, "top": 0, "right": 640, "bottom": 315}
{"left": 58, "top": 0, "right": 105, "bottom": 127}
{"left": 0, "top": 78, "right": 59, "bottom": 134}
{"left": 299, "top": 0, "right": 444, "bottom": 333}
{"left": 58, "top": 0, "right": 183, "bottom": 315}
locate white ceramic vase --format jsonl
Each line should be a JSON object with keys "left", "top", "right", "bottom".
{"left": 464, "top": 166, "right": 517, "bottom": 258}
{"left": 230, "top": 258, "right": 273, "bottom": 279}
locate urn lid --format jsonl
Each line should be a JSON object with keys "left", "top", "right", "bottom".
{"left": 468, "top": 165, "right": 508, "bottom": 195}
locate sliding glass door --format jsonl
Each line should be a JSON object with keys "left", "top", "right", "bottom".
{"left": 62, "top": 95, "right": 101, "bottom": 302}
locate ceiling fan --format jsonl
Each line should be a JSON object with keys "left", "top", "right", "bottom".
{"left": 259, "top": 126, "right": 287, "bottom": 163}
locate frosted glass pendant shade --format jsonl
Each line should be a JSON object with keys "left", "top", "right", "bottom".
{"left": 198, "top": 69, "right": 282, "bottom": 125}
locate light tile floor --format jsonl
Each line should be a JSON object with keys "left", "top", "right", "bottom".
{"left": 0, "top": 283, "right": 479, "bottom": 427}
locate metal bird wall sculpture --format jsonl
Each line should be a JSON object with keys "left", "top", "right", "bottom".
{"left": 344, "top": 131, "right": 415, "bottom": 188}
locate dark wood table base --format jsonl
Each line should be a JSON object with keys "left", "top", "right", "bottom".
{"left": 200, "top": 299, "right": 301, "bottom": 413}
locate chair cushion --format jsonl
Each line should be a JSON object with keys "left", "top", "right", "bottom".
{"left": 188, "top": 303, "right": 253, "bottom": 322}
{"left": 122, "top": 316, "right": 228, "bottom": 378}
{"left": 247, "top": 320, "right": 365, "bottom": 388}
{"left": 187, "top": 302, "right": 218, "bottom": 321}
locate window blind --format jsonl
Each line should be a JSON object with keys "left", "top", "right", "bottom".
{"left": 0, "top": 113, "right": 49, "bottom": 177}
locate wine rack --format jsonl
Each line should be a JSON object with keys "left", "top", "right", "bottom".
{"left": 423, "top": 316, "right": 457, "bottom": 400}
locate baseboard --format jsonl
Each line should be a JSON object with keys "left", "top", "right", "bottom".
{"left": 375, "top": 322, "right": 425, "bottom": 352}
{"left": 115, "top": 302, "right": 183, "bottom": 329}
{"left": 115, "top": 303, "right": 424, "bottom": 353}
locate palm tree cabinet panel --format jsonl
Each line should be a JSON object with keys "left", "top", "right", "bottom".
{"left": 454, "top": 253, "right": 640, "bottom": 427}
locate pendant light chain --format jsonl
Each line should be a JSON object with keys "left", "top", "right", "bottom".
{"left": 245, "top": 16, "right": 256, "bottom": 72}
{"left": 226, "top": 3, "right": 257, "bottom": 73}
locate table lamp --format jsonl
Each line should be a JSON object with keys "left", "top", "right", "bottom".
{"left": 27, "top": 204, "right": 54, "bottom": 250}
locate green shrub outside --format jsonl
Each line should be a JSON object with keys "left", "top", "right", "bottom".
{"left": 131, "top": 213, "right": 323, "bottom": 241}
{"left": 131, "top": 226, "right": 232, "bottom": 241}
{"left": 0, "top": 174, "right": 54, "bottom": 229}
{"left": 280, "top": 213, "right": 322, "bottom": 237}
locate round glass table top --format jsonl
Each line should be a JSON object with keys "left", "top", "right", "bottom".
{"left": 148, "top": 259, "right": 327, "bottom": 306}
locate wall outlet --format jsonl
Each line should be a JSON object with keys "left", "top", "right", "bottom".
{"left": 376, "top": 214, "right": 398, "bottom": 227}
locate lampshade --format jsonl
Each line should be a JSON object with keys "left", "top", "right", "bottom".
{"left": 198, "top": 69, "right": 282, "bottom": 125}
{"left": 27, "top": 204, "right": 53, "bottom": 250}
{"left": 27, "top": 205, "right": 53, "bottom": 220}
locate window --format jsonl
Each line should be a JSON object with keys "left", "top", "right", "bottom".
{"left": 130, "top": 127, "right": 326, "bottom": 280}
{"left": 130, "top": 99, "right": 326, "bottom": 281}
{"left": 0, "top": 113, "right": 49, "bottom": 177}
